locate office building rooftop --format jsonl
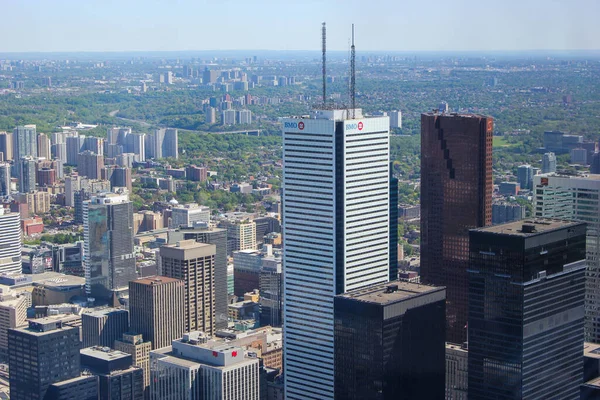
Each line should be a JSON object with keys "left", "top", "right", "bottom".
{"left": 336, "top": 280, "right": 444, "bottom": 305}
{"left": 473, "top": 219, "right": 582, "bottom": 236}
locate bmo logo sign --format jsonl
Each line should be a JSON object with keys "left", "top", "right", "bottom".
{"left": 284, "top": 121, "right": 305, "bottom": 130}
{"left": 345, "top": 121, "right": 364, "bottom": 131}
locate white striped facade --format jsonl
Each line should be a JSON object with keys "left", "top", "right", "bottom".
{"left": 0, "top": 210, "right": 22, "bottom": 275}
{"left": 282, "top": 111, "right": 391, "bottom": 400}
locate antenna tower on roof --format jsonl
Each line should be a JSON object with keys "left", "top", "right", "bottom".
{"left": 350, "top": 24, "right": 356, "bottom": 118}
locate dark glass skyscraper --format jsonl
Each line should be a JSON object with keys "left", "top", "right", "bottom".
{"left": 420, "top": 112, "right": 493, "bottom": 343}
{"left": 334, "top": 281, "right": 446, "bottom": 400}
{"left": 468, "top": 219, "right": 587, "bottom": 400}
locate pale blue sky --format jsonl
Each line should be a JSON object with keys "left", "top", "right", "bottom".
{"left": 1, "top": 0, "right": 598, "bottom": 52}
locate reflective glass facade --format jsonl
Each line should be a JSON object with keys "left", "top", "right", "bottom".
{"left": 334, "top": 282, "right": 446, "bottom": 400}
{"left": 420, "top": 113, "right": 493, "bottom": 343}
{"left": 468, "top": 220, "right": 587, "bottom": 400}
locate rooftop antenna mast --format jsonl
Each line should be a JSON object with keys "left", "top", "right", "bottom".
{"left": 322, "top": 22, "right": 327, "bottom": 107}
{"left": 350, "top": 24, "right": 356, "bottom": 118}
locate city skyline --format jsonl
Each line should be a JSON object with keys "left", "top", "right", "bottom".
{"left": 0, "top": 0, "right": 598, "bottom": 53}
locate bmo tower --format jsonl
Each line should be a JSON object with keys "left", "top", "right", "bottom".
{"left": 282, "top": 109, "right": 391, "bottom": 400}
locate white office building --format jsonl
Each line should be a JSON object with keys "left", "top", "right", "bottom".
{"left": 282, "top": 109, "right": 391, "bottom": 399}
{"left": 150, "top": 332, "right": 259, "bottom": 400}
{"left": 170, "top": 204, "right": 210, "bottom": 228}
{"left": 534, "top": 173, "right": 600, "bottom": 342}
{"left": 0, "top": 209, "right": 22, "bottom": 275}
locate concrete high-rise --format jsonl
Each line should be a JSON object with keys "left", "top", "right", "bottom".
{"left": 334, "top": 281, "right": 446, "bottom": 400}
{"left": 468, "top": 220, "right": 587, "bottom": 399}
{"left": 542, "top": 152, "right": 557, "bottom": 173}
{"left": 80, "top": 346, "right": 144, "bottom": 400}
{"left": 175, "top": 226, "right": 229, "bottom": 330}
{"left": 13, "top": 125, "right": 37, "bottom": 174}
{"left": 0, "top": 131, "right": 13, "bottom": 161}
{"left": 420, "top": 112, "right": 493, "bottom": 344}
{"left": 129, "top": 276, "right": 185, "bottom": 349}
{"left": 169, "top": 203, "right": 210, "bottom": 228}
{"left": 8, "top": 318, "right": 81, "bottom": 400}
{"left": 125, "top": 133, "right": 146, "bottom": 162}
{"left": 160, "top": 240, "right": 216, "bottom": 335}
{"left": 83, "top": 192, "right": 136, "bottom": 299}
{"left": 534, "top": 173, "right": 600, "bottom": 343}
{"left": 66, "top": 135, "right": 85, "bottom": 165}
{"left": 517, "top": 164, "right": 534, "bottom": 191}
{"left": 115, "top": 333, "right": 152, "bottom": 397}
{"left": 0, "top": 208, "right": 22, "bottom": 274}
{"left": 0, "top": 163, "right": 10, "bottom": 196}
{"left": 78, "top": 150, "right": 105, "bottom": 180}
{"left": 0, "top": 286, "right": 28, "bottom": 354}
{"left": 19, "top": 156, "right": 37, "bottom": 192}
{"left": 151, "top": 128, "right": 178, "bottom": 159}
{"left": 37, "top": 133, "right": 51, "bottom": 160}
{"left": 107, "top": 127, "right": 131, "bottom": 146}
{"left": 82, "top": 308, "right": 129, "bottom": 348}
{"left": 282, "top": 109, "right": 391, "bottom": 400}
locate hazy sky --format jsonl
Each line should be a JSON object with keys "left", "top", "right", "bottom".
{"left": 1, "top": 0, "right": 598, "bottom": 52}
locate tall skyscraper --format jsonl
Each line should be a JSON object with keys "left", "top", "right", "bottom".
{"left": 83, "top": 192, "right": 136, "bottom": 299}
{"left": 334, "top": 281, "right": 446, "bottom": 400}
{"left": 83, "top": 136, "right": 104, "bottom": 156}
{"left": 205, "top": 107, "right": 217, "bottom": 124}
{"left": 65, "top": 175, "right": 81, "bottom": 207}
{"left": 129, "top": 276, "right": 185, "bottom": 349}
{"left": 37, "top": 133, "right": 51, "bottom": 160}
{"left": 19, "top": 156, "right": 37, "bottom": 192}
{"left": 468, "top": 219, "right": 587, "bottom": 399}
{"left": 8, "top": 318, "right": 81, "bottom": 400}
{"left": 78, "top": 150, "right": 105, "bottom": 180}
{"left": 420, "top": 112, "right": 493, "bottom": 343}
{"left": 160, "top": 240, "right": 216, "bottom": 335}
{"left": 152, "top": 128, "right": 178, "bottom": 159}
{"left": 0, "top": 163, "right": 10, "bottom": 196}
{"left": 542, "top": 152, "right": 557, "bottom": 173}
{"left": 177, "top": 226, "right": 229, "bottom": 330}
{"left": 533, "top": 173, "right": 600, "bottom": 342}
{"left": 0, "top": 208, "right": 22, "bottom": 275}
{"left": 107, "top": 127, "right": 131, "bottom": 146}
{"left": 282, "top": 109, "right": 391, "bottom": 400}
{"left": 517, "top": 164, "right": 534, "bottom": 191}
{"left": 125, "top": 133, "right": 146, "bottom": 162}
{"left": 82, "top": 308, "right": 129, "bottom": 348}
{"left": 66, "top": 135, "right": 85, "bottom": 165}
{"left": 0, "top": 131, "right": 13, "bottom": 161}
{"left": 12, "top": 125, "right": 37, "bottom": 170}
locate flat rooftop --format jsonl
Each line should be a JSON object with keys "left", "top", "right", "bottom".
{"left": 34, "top": 273, "right": 86, "bottom": 288}
{"left": 82, "top": 307, "right": 127, "bottom": 318}
{"left": 421, "top": 112, "right": 489, "bottom": 119}
{"left": 336, "top": 280, "right": 443, "bottom": 305}
{"left": 538, "top": 172, "right": 600, "bottom": 181}
{"left": 132, "top": 276, "right": 181, "bottom": 286}
{"left": 584, "top": 342, "right": 600, "bottom": 360}
{"left": 163, "top": 240, "right": 214, "bottom": 251}
{"left": 81, "top": 347, "right": 130, "bottom": 361}
{"left": 473, "top": 219, "right": 583, "bottom": 236}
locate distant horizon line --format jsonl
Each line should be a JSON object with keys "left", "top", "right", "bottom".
{"left": 1, "top": 48, "right": 599, "bottom": 56}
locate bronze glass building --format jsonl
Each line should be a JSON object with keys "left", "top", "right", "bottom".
{"left": 420, "top": 112, "right": 493, "bottom": 343}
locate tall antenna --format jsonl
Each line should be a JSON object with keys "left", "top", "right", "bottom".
{"left": 350, "top": 24, "right": 356, "bottom": 118}
{"left": 322, "top": 22, "right": 327, "bottom": 106}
